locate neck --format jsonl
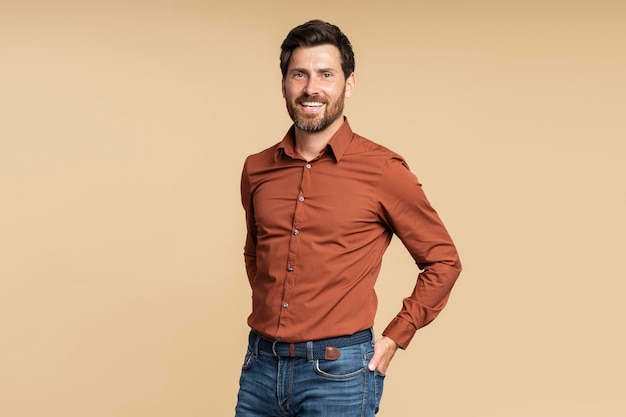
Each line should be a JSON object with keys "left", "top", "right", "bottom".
{"left": 294, "top": 117, "right": 345, "bottom": 161}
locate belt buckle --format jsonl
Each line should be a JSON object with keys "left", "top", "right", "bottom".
{"left": 271, "top": 339, "right": 279, "bottom": 356}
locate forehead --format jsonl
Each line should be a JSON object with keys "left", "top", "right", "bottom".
{"left": 288, "top": 44, "right": 342, "bottom": 70}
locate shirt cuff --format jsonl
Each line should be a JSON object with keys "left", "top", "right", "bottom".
{"left": 382, "top": 316, "right": 418, "bottom": 349}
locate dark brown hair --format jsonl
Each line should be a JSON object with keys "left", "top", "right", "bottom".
{"left": 280, "top": 20, "right": 355, "bottom": 79}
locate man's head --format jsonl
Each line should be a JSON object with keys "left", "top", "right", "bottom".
{"left": 280, "top": 20, "right": 355, "bottom": 80}
{"left": 281, "top": 20, "right": 356, "bottom": 133}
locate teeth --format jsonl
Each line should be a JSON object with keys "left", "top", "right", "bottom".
{"left": 301, "top": 102, "right": 324, "bottom": 107}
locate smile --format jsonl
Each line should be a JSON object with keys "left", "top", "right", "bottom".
{"left": 300, "top": 102, "right": 325, "bottom": 107}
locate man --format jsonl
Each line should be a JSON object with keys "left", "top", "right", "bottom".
{"left": 235, "top": 20, "right": 461, "bottom": 417}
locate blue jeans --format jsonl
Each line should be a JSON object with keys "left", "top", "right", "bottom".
{"left": 235, "top": 332, "right": 385, "bottom": 417}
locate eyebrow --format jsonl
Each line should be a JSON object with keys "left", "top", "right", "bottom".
{"left": 289, "top": 67, "right": 337, "bottom": 74}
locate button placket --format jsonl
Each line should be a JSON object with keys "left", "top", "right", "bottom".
{"left": 278, "top": 160, "right": 312, "bottom": 332}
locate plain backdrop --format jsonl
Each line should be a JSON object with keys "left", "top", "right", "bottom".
{"left": 1, "top": 1, "right": 624, "bottom": 416}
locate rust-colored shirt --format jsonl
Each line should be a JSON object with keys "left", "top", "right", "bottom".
{"left": 240, "top": 120, "right": 461, "bottom": 348}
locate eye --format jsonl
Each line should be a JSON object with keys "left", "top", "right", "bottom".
{"left": 323, "top": 72, "right": 333, "bottom": 78}
{"left": 293, "top": 71, "right": 305, "bottom": 78}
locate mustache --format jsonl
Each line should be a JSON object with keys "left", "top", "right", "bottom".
{"left": 296, "top": 95, "right": 327, "bottom": 104}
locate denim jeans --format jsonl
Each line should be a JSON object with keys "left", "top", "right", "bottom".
{"left": 235, "top": 332, "right": 385, "bottom": 417}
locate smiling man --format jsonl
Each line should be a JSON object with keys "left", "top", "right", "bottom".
{"left": 235, "top": 20, "right": 462, "bottom": 417}
{"left": 283, "top": 43, "right": 352, "bottom": 138}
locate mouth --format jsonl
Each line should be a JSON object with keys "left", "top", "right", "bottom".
{"left": 298, "top": 101, "right": 325, "bottom": 114}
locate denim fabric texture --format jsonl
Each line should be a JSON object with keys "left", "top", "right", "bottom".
{"left": 235, "top": 332, "right": 385, "bottom": 417}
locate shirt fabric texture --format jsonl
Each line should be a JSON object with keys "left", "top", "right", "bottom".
{"left": 240, "top": 119, "right": 461, "bottom": 349}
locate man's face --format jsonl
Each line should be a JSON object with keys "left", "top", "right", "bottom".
{"left": 282, "top": 44, "right": 355, "bottom": 133}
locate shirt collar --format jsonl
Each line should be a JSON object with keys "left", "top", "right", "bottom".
{"left": 275, "top": 117, "right": 354, "bottom": 162}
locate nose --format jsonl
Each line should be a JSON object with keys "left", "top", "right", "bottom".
{"left": 304, "top": 76, "right": 320, "bottom": 96}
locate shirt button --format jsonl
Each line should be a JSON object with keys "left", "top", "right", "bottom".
{"left": 305, "top": 163, "right": 311, "bottom": 169}
{"left": 287, "top": 266, "right": 294, "bottom": 272}
{"left": 293, "top": 230, "right": 299, "bottom": 235}
{"left": 298, "top": 196, "right": 305, "bottom": 202}
{"left": 283, "top": 303, "right": 289, "bottom": 308}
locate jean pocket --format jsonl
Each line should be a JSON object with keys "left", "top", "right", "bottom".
{"left": 241, "top": 349, "right": 255, "bottom": 371}
{"left": 313, "top": 346, "right": 368, "bottom": 380}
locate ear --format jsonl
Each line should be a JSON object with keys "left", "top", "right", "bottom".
{"left": 344, "top": 73, "right": 355, "bottom": 98}
{"left": 281, "top": 77, "right": 286, "bottom": 98}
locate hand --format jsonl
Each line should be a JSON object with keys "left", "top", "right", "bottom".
{"left": 367, "top": 336, "right": 398, "bottom": 375}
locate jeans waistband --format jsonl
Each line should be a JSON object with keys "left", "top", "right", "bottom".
{"left": 250, "top": 329, "right": 373, "bottom": 361}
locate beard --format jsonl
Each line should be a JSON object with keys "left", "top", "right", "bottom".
{"left": 286, "top": 90, "right": 345, "bottom": 133}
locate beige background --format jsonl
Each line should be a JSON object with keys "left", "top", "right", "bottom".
{"left": 1, "top": 1, "right": 624, "bottom": 416}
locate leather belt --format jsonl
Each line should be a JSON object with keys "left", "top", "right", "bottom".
{"left": 250, "top": 329, "right": 372, "bottom": 361}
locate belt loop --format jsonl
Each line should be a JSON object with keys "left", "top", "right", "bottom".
{"left": 251, "top": 331, "right": 260, "bottom": 356}
{"left": 306, "top": 341, "right": 314, "bottom": 361}
{"left": 369, "top": 328, "right": 375, "bottom": 347}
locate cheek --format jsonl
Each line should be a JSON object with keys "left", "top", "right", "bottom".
{"left": 283, "top": 83, "right": 299, "bottom": 100}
